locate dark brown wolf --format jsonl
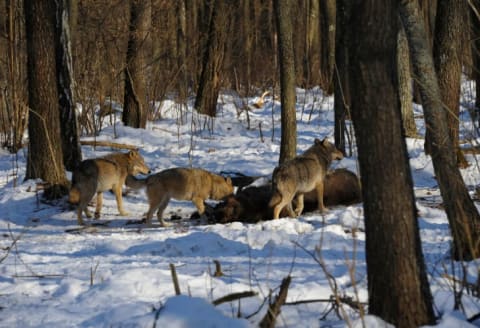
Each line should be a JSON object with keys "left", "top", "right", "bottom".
{"left": 269, "top": 138, "right": 344, "bottom": 219}
{"left": 126, "top": 168, "right": 234, "bottom": 226}
{"left": 214, "top": 168, "right": 361, "bottom": 223}
{"left": 69, "top": 150, "right": 150, "bottom": 225}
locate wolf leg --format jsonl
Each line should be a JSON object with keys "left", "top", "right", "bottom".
{"left": 273, "top": 196, "right": 293, "bottom": 219}
{"left": 192, "top": 197, "right": 205, "bottom": 215}
{"left": 113, "top": 184, "right": 129, "bottom": 216}
{"left": 293, "top": 193, "right": 304, "bottom": 216}
{"left": 94, "top": 192, "right": 103, "bottom": 219}
{"left": 316, "top": 182, "right": 327, "bottom": 213}
{"left": 156, "top": 197, "right": 170, "bottom": 227}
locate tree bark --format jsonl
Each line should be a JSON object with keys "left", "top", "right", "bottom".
{"left": 319, "top": 0, "right": 336, "bottom": 93}
{"left": 24, "top": 0, "right": 68, "bottom": 198}
{"left": 122, "top": 0, "right": 151, "bottom": 128}
{"left": 56, "top": 0, "right": 82, "bottom": 171}
{"left": 432, "top": 0, "right": 468, "bottom": 167}
{"left": 347, "top": 1, "right": 435, "bottom": 326}
{"left": 397, "top": 23, "right": 418, "bottom": 138}
{"left": 400, "top": 0, "right": 480, "bottom": 260}
{"left": 333, "top": 0, "right": 351, "bottom": 155}
{"left": 274, "top": 0, "right": 297, "bottom": 163}
{"left": 194, "top": 0, "right": 229, "bottom": 117}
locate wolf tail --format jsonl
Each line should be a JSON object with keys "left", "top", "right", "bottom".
{"left": 125, "top": 175, "right": 148, "bottom": 189}
{"left": 68, "top": 187, "right": 80, "bottom": 204}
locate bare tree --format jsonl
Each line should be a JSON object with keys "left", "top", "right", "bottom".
{"left": 194, "top": 0, "right": 230, "bottom": 117}
{"left": 122, "top": 0, "right": 151, "bottom": 128}
{"left": 319, "top": 0, "right": 336, "bottom": 93}
{"left": 333, "top": 0, "right": 351, "bottom": 155}
{"left": 274, "top": 0, "right": 297, "bottom": 163}
{"left": 24, "top": 0, "right": 68, "bottom": 198}
{"left": 432, "top": 0, "right": 469, "bottom": 167}
{"left": 397, "top": 23, "right": 418, "bottom": 137}
{"left": 56, "top": 0, "right": 82, "bottom": 171}
{"left": 400, "top": 0, "right": 480, "bottom": 260}
{"left": 346, "top": 1, "right": 435, "bottom": 326}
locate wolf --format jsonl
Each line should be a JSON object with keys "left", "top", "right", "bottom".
{"left": 214, "top": 168, "right": 361, "bottom": 223}
{"left": 126, "top": 167, "right": 234, "bottom": 226}
{"left": 69, "top": 150, "right": 150, "bottom": 225}
{"left": 269, "top": 138, "right": 344, "bottom": 219}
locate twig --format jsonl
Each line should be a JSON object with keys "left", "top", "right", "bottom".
{"left": 212, "top": 291, "right": 258, "bottom": 306}
{"left": 213, "top": 260, "right": 224, "bottom": 277}
{"left": 170, "top": 263, "right": 181, "bottom": 295}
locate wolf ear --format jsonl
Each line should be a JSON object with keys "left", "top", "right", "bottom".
{"left": 314, "top": 138, "right": 321, "bottom": 144}
{"left": 321, "top": 138, "right": 329, "bottom": 146}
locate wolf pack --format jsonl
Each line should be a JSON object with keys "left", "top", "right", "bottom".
{"left": 68, "top": 138, "right": 362, "bottom": 227}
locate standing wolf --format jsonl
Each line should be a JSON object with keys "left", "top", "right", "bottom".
{"left": 69, "top": 150, "right": 150, "bottom": 225}
{"left": 269, "top": 138, "right": 344, "bottom": 219}
{"left": 126, "top": 168, "right": 234, "bottom": 226}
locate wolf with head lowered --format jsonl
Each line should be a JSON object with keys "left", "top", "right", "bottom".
{"left": 269, "top": 138, "right": 344, "bottom": 219}
{"left": 69, "top": 150, "right": 151, "bottom": 225}
{"left": 126, "top": 167, "right": 234, "bottom": 227}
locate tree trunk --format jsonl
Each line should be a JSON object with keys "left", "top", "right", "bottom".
{"left": 176, "top": 0, "right": 188, "bottom": 103}
{"left": 333, "top": 0, "right": 351, "bottom": 155}
{"left": 274, "top": 0, "right": 297, "bottom": 163}
{"left": 56, "top": 0, "right": 82, "bottom": 171}
{"left": 24, "top": 0, "right": 68, "bottom": 198}
{"left": 122, "top": 0, "right": 151, "bottom": 128}
{"left": 347, "top": 1, "right": 435, "bottom": 326}
{"left": 194, "top": 0, "right": 229, "bottom": 117}
{"left": 397, "top": 23, "right": 418, "bottom": 138}
{"left": 304, "top": 0, "right": 321, "bottom": 87}
{"left": 472, "top": 0, "right": 480, "bottom": 128}
{"left": 433, "top": 0, "right": 468, "bottom": 167}
{"left": 400, "top": 0, "right": 480, "bottom": 260}
{"left": 319, "top": 0, "right": 336, "bottom": 94}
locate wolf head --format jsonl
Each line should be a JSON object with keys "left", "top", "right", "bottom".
{"left": 211, "top": 175, "right": 234, "bottom": 200}
{"left": 314, "top": 138, "right": 344, "bottom": 161}
{"left": 127, "top": 150, "right": 151, "bottom": 175}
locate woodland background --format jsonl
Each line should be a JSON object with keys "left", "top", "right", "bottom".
{"left": 1, "top": 1, "right": 480, "bottom": 327}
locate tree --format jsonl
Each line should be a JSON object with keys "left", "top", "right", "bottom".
{"left": 432, "top": 0, "right": 469, "bottom": 167}
{"left": 400, "top": 0, "right": 480, "bottom": 260}
{"left": 122, "top": 0, "right": 151, "bottom": 128}
{"left": 346, "top": 1, "right": 435, "bottom": 326}
{"left": 397, "top": 24, "right": 418, "bottom": 137}
{"left": 274, "top": 0, "right": 297, "bottom": 164}
{"left": 24, "top": 0, "right": 69, "bottom": 198}
{"left": 56, "top": 0, "right": 82, "bottom": 171}
{"left": 333, "top": 0, "right": 351, "bottom": 155}
{"left": 194, "top": 0, "right": 230, "bottom": 117}
{"left": 319, "top": 0, "right": 336, "bottom": 93}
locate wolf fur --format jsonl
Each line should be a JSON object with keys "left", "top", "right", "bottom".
{"left": 214, "top": 168, "right": 361, "bottom": 223}
{"left": 126, "top": 168, "right": 234, "bottom": 226}
{"left": 269, "top": 138, "right": 344, "bottom": 219}
{"left": 69, "top": 150, "right": 150, "bottom": 225}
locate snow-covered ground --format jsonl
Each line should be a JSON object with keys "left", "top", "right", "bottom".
{"left": 1, "top": 87, "right": 480, "bottom": 327}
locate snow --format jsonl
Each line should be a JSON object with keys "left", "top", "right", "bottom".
{"left": 1, "top": 88, "right": 480, "bottom": 327}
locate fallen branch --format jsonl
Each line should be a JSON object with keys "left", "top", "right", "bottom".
{"left": 259, "top": 275, "right": 291, "bottom": 328}
{"left": 285, "top": 295, "right": 366, "bottom": 311}
{"left": 212, "top": 291, "right": 258, "bottom": 306}
{"left": 80, "top": 140, "right": 138, "bottom": 150}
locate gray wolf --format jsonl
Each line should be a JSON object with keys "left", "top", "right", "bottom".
{"left": 126, "top": 168, "right": 234, "bottom": 226}
{"left": 214, "top": 168, "right": 360, "bottom": 223}
{"left": 269, "top": 138, "right": 344, "bottom": 219}
{"left": 69, "top": 150, "right": 150, "bottom": 225}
